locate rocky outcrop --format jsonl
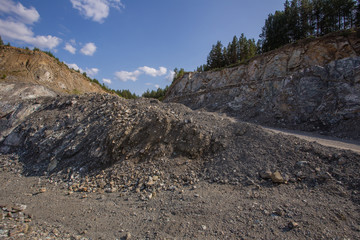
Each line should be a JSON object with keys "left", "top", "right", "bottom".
{"left": 0, "top": 46, "right": 106, "bottom": 95}
{"left": 0, "top": 46, "right": 109, "bottom": 143}
{"left": 165, "top": 31, "right": 360, "bottom": 139}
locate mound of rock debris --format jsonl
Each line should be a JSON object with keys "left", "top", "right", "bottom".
{"left": 1, "top": 93, "right": 360, "bottom": 239}
{"left": 1, "top": 93, "right": 359, "bottom": 197}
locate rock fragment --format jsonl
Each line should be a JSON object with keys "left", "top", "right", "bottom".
{"left": 288, "top": 221, "right": 299, "bottom": 229}
{"left": 271, "top": 171, "right": 285, "bottom": 183}
{"left": 259, "top": 170, "right": 272, "bottom": 179}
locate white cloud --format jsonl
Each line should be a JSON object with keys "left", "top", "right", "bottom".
{"left": 103, "top": 78, "right": 112, "bottom": 84}
{"left": 165, "top": 70, "right": 175, "bottom": 82}
{"left": 138, "top": 66, "right": 167, "bottom": 77}
{"left": 0, "top": 0, "right": 40, "bottom": 24}
{"left": 0, "top": 1, "right": 60, "bottom": 49}
{"left": 64, "top": 43, "right": 76, "bottom": 54}
{"left": 66, "top": 62, "right": 82, "bottom": 71}
{"left": 155, "top": 84, "right": 160, "bottom": 89}
{"left": 85, "top": 67, "right": 99, "bottom": 77}
{"left": 80, "top": 42, "right": 96, "bottom": 56}
{"left": 0, "top": 19, "right": 61, "bottom": 49}
{"left": 70, "top": 0, "right": 124, "bottom": 23}
{"left": 115, "top": 70, "right": 141, "bottom": 82}
{"left": 65, "top": 63, "right": 99, "bottom": 78}
{"left": 114, "top": 66, "right": 171, "bottom": 82}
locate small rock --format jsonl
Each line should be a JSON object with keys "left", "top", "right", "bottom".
{"left": 0, "top": 229, "right": 9, "bottom": 238}
{"left": 12, "top": 204, "right": 27, "bottom": 212}
{"left": 274, "top": 207, "right": 284, "bottom": 216}
{"left": 39, "top": 187, "right": 47, "bottom": 193}
{"left": 79, "top": 186, "right": 88, "bottom": 192}
{"left": 296, "top": 161, "right": 308, "bottom": 167}
{"left": 146, "top": 177, "right": 155, "bottom": 186}
{"left": 288, "top": 221, "right": 299, "bottom": 229}
{"left": 47, "top": 159, "right": 57, "bottom": 172}
{"left": 271, "top": 171, "right": 284, "bottom": 183}
{"left": 201, "top": 225, "right": 207, "bottom": 230}
{"left": 260, "top": 170, "right": 272, "bottom": 179}
{"left": 125, "top": 232, "right": 131, "bottom": 239}
{"left": 52, "top": 228, "right": 60, "bottom": 237}
{"left": 338, "top": 158, "right": 347, "bottom": 165}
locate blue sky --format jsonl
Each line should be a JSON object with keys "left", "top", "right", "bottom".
{"left": 0, "top": 0, "right": 285, "bottom": 95}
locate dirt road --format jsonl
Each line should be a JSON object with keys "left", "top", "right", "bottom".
{"left": 263, "top": 127, "right": 360, "bottom": 154}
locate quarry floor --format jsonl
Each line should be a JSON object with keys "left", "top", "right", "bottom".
{"left": 1, "top": 126, "right": 359, "bottom": 240}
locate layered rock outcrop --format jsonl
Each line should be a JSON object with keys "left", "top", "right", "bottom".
{"left": 0, "top": 46, "right": 106, "bottom": 95}
{"left": 165, "top": 31, "right": 360, "bottom": 139}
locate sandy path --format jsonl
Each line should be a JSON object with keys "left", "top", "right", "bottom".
{"left": 263, "top": 127, "right": 360, "bottom": 154}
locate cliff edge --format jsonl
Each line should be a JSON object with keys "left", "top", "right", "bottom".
{"left": 165, "top": 31, "right": 360, "bottom": 139}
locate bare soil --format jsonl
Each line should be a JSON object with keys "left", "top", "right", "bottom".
{"left": 0, "top": 93, "right": 359, "bottom": 239}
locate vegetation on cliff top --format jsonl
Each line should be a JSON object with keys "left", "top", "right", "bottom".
{"left": 197, "top": 0, "right": 359, "bottom": 72}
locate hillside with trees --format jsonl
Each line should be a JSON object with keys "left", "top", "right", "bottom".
{"left": 199, "top": 0, "right": 359, "bottom": 72}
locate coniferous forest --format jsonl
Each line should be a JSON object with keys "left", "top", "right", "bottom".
{"left": 200, "top": 0, "right": 360, "bottom": 72}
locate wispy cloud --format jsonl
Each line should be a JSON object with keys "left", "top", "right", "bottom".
{"left": 85, "top": 67, "right": 99, "bottom": 77}
{"left": 138, "top": 66, "right": 167, "bottom": 77}
{"left": 115, "top": 66, "right": 169, "bottom": 82}
{"left": 65, "top": 62, "right": 99, "bottom": 77}
{"left": 80, "top": 42, "right": 97, "bottom": 56}
{"left": 115, "top": 70, "right": 141, "bottom": 82}
{"left": 70, "top": 0, "right": 124, "bottom": 23}
{"left": 165, "top": 70, "right": 175, "bottom": 82}
{"left": 66, "top": 63, "right": 82, "bottom": 71}
{"left": 64, "top": 43, "right": 76, "bottom": 54}
{"left": 0, "top": 0, "right": 39, "bottom": 24}
{"left": 0, "top": 0, "right": 61, "bottom": 49}
{"left": 103, "top": 78, "right": 112, "bottom": 84}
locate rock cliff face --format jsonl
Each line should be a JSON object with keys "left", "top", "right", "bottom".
{"left": 165, "top": 31, "right": 360, "bottom": 139}
{"left": 0, "top": 46, "right": 106, "bottom": 96}
{"left": 0, "top": 46, "right": 108, "bottom": 142}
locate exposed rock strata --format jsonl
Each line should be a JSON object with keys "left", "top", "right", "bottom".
{"left": 165, "top": 32, "right": 360, "bottom": 139}
{"left": 0, "top": 46, "right": 106, "bottom": 95}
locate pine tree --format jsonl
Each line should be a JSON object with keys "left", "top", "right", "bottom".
{"left": 300, "top": 0, "right": 314, "bottom": 38}
{"left": 207, "top": 41, "right": 224, "bottom": 69}
{"left": 238, "top": 33, "right": 248, "bottom": 62}
{"left": 0, "top": 36, "right": 3, "bottom": 46}
{"left": 247, "top": 39, "right": 257, "bottom": 60}
{"left": 289, "top": 0, "right": 301, "bottom": 40}
{"left": 227, "top": 35, "right": 238, "bottom": 65}
{"left": 222, "top": 46, "right": 229, "bottom": 66}
{"left": 313, "top": 0, "right": 324, "bottom": 35}
{"left": 341, "top": 0, "right": 357, "bottom": 28}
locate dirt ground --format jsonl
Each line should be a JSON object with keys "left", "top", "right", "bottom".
{"left": 0, "top": 94, "right": 359, "bottom": 239}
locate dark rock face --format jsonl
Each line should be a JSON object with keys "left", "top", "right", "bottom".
{"left": 165, "top": 33, "right": 360, "bottom": 139}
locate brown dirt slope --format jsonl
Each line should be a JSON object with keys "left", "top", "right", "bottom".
{"left": 0, "top": 46, "right": 107, "bottom": 95}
